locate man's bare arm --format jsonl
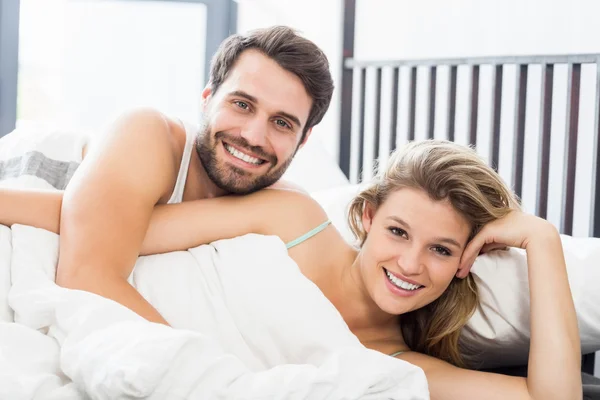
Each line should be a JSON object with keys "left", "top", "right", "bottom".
{"left": 56, "top": 109, "right": 178, "bottom": 325}
{"left": 0, "top": 189, "right": 62, "bottom": 232}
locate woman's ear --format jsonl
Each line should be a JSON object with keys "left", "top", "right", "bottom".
{"left": 361, "top": 202, "right": 376, "bottom": 234}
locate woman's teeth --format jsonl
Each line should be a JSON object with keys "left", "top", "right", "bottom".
{"left": 385, "top": 270, "right": 421, "bottom": 291}
{"left": 225, "top": 144, "right": 264, "bottom": 165}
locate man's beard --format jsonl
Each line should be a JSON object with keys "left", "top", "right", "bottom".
{"left": 195, "top": 124, "right": 296, "bottom": 195}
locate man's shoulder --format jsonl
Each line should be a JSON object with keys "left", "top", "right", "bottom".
{"left": 82, "top": 108, "right": 185, "bottom": 193}
{"left": 86, "top": 108, "right": 184, "bottom": 159}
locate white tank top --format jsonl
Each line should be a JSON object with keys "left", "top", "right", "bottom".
{"left": 167, "top": 120, "right": 197, "bottom": 204}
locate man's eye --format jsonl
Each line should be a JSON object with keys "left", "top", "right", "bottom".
{"left": 234, "top": 101, "right": 249, "bottom": 110}
{"left": 275, "top": 119, "right": 291, "bottom": 129}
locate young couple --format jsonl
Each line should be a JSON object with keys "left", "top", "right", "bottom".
{"left": 0, "top": 26, "right": 581, "bottom": 400}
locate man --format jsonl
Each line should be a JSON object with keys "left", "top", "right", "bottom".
{"left": 55, "top": 26, "right": 334, "bottom": 325}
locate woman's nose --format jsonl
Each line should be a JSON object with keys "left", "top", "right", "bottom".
{"left": 396, "top": 246, "right": 424, "bottom": 276}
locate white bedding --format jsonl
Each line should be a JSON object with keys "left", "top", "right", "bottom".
{"left": 0, "top": 224, "right": 429, "bottom": 400}
{"left": 2, "top": 122, "right": 596, "bottom": 393}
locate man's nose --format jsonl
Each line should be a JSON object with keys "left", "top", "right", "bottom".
{"left": 240, "top": 117, "right": 268, "bottom": 147}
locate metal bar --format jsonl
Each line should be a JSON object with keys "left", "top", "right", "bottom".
{"left": 583, "top": 60, "right": 599, "bottom": 378}
{"left": 427, "top": 66, "right": 437, "bottom": 139}
{"left": 345, "top": 53, "right": 600, "bottom": 69}
{"left": 374, "top": 68, "right": 382, "bottom": 162}
{"left": 561, "top": 63, "right": 581, "bottom": 236}
{"left": 389, "top": 67, "right": 400, "bottom": 151}
{"left": 227, "top": 0, "right": 238, "bottom": 37}
{"left": 490, "top": 64, "right": 503, "bottom": 170}
{"left": 513, "top": 65, "right": 528, "bottom": 199}
{"left": 582, "top": 353, "right": 596, "bottom": 376}
{"left": 537, "top": 64, "right": 553, "bottom": 219}
{"left": 204, "top": 0, "right": 237, "bottom": 85}
{"left": 408, "top": 67, "right": 417, "bottom": 141}
{"left": 447, "top": 66, "right": 458, "bottom": 141}
{"left": 357, "top": 68, "right": 367, "bottom": 182}
{"left": 591, "top": 59, "right": 600, "bottom": 238}
{"left": 338, "top": 0, "right": 356, "bottom": 178}
{"left": 0, "top": 0, "right": 20, "bottom": 137}
{"left": 469, "top": 65, "right": 480, "bottom": 146}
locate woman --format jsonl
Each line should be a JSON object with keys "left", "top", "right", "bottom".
{"left": 0, "top": 140, "right": 582, "bottom": 400}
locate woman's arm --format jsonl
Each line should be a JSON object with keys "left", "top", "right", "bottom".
{"left": 400, "top": 352, "right": 532, "bottom": 400}
{"left": 433, "top": 211, "right": 581, "bottom": 400}
{"left": 520, "top": 227, "right": 581, "bottom": 399}
{"left": 0, "top": 188, "right": 62, "bottom": 232}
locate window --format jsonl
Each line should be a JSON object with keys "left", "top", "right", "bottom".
{"left": 16, "top": 0, "right": 208, "bottom": 132}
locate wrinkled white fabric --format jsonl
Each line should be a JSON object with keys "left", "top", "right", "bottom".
{"left": 1, "top": 225, "right": 429, "bottom": 399}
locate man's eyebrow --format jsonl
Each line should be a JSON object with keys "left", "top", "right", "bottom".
{"left": 229, "top": 90, "right": 258, "bottom": 103}
{"left": 277, "top": 111, "right": 302, "bottom": 129}
{"left": 228, "top": 90, "right": 303, "bottom": 129}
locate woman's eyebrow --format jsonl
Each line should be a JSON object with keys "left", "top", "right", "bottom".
{"left": 388, "top": 216, "right": 463, "bottom": 249}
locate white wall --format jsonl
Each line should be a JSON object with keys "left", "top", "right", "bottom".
{"left": 354, "top": 0, "right": 600, "bottom": 59}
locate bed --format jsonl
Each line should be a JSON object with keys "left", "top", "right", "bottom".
{"left": 336, "top": 0, "right": 598, "bottom": 377}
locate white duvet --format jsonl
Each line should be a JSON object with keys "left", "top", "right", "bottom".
{"left": 0, "top": 224, "right": 429, "bottom": 400}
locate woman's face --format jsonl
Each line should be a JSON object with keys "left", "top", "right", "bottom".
{"left": 359, "top": 187, "right": 471, "bottom": 316}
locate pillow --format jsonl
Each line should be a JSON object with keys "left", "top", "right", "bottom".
{"left": 0, "top": 124, "right": 86, "bottom": 191}
{"left": 310, "top": 185, "right": 600, "bottom": 368}
{"left": 0, "top": 226, "right": 13, "bottom": 323}
{"left": 464, "top": 237, "right": 600, "bottom": 368}
{"left": 282, "top": 137, "right": 350, "bottom": 192}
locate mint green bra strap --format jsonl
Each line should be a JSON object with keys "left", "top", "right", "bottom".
{"left": 389, "top": 350, "right": 404, "bottom": 358}
{"left": 286, "top": 220, "right": 332, "bottom": 249}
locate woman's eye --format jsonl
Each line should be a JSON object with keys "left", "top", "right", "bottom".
{"left": 389, "top": 227, "right": 408, "bottom": 238}
{"left": 234, "top": 101, "right": 249, "bottom": 110}
{"left": 432, "top": 246, "right": 451, "bottom": 256}
{"left": 275, "top": 119, "right": 291, "bottom": 129}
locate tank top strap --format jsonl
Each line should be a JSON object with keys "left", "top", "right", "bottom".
{"left": 167, "top": 120, "right": 196, "bottom": 204}
{"left": 285, "top": 220, "right": 332, "bottom": 249}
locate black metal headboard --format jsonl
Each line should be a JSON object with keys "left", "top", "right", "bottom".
{"left": 338, "top": 0, "right": 598, "bottom": 374}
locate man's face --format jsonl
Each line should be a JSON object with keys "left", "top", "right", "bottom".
{"left": 196, "top": 49, "right": 314, "bottom": 194}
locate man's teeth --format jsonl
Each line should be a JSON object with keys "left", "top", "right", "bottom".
{"left": 385, "top": 270, "right": 421, "bottom": 291}
{"left": 225, "top": 144, "right": 263, "bottom": 165}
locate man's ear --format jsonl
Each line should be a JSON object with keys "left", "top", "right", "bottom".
{"left": 201, "top": 86, "right": 213, "bottom": 110}
{"left": 361, "top": 202, "right": 376, "bottom": 234}
{"left": 297, "top": 127, "right": 313, "bottom": 149}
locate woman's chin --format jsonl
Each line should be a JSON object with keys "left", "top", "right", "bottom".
{"left": 374, "top": 295, "right": 416, "bottom": 316}
{"left": 374, "top": 291, "right": 437, "bottom": 316}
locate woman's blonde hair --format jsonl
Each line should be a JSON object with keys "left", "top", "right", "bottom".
{"left": 348, "top": 140, "right": 520, "bottom": 367}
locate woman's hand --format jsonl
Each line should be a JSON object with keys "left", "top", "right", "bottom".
{"left": 456, "top": 210, "right": 580, "bottom": 400}
{"left": 456, "top": 211, "right": 558, "bottom": 278}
